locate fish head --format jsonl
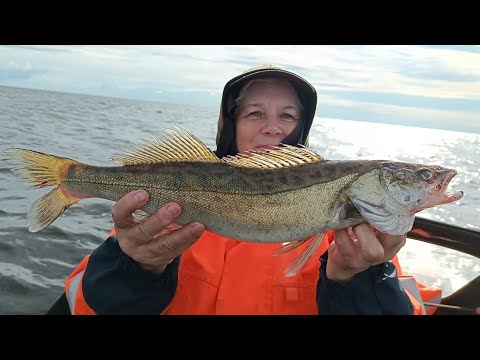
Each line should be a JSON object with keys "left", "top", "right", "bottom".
{"left": 346, "top": 161, "right": 463, "bottom": 235}
{"left": 380, "top": 162, "right": 463, "bottom": 213}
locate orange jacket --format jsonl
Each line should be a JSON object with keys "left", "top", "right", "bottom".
{"left": 65, "top": 228, "right": 441, "bottom": 315}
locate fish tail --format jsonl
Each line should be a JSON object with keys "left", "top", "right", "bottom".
{"left": 4, "top": 148, "right": 84, "bottom": 232}
{"left": 27, "top": 187, "right": 81, "bottom": 232}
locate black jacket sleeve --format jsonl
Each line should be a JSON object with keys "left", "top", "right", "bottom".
{"left": 82, "top": 235, "right": 179, "bottom": 315}
{"left": 316, "top": 251, "right": 414, "bottom": 315}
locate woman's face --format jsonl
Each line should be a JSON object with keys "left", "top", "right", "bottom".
{"left": 235, "top": 78, "right": 302, "bottom": 154}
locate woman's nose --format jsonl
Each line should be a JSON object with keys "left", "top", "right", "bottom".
{"left": 261, "top": 118, "right": 282, "bottom": 136}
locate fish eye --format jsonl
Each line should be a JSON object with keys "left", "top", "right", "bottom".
{"left": 417, "top": 168, "right": 434, "bottom": 181}
{"left": 394, "top": 170, "right": 406, "bottom": 180}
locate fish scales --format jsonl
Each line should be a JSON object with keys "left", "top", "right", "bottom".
{"left": 63, "top": 161, "right": 368, "bottom": 243}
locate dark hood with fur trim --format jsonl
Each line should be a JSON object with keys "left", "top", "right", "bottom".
{"left": 214, "top": 64, "right": 318, "bottom": 158}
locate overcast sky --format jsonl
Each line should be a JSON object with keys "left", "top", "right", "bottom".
{"left": 1, "top": 45, "right": 479, "bottom": 133}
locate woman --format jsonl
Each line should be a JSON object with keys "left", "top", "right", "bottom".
{"left": 63, "top": 64, "right": 439, "bottom": 315}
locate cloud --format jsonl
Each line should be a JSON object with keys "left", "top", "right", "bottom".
{"left": 420, "top": 45, "right": 480, "bottom": 55}
{"left": 327, "top": 89, "right": 480, "bottom": 112}
{"left": 0, "top": 61, "right": 47, "bottom": 81}
{"left": 0, "top": 45, "right": 73, "bottom": 53}
{"left": 318, "top": 93, "right": 480, "bottom": 133}
{"left": 0, "top": 45, "right": 479, "bottom": 133}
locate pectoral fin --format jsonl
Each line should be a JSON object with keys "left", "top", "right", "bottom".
{"left": 273, "top": 238, "right": 310, "bottom": 256}
{"left": 132, "top": 209, "right": 151, "bottom": 223}
{"left": 284, "top": 232, "right": 325, "bottom": 277}
{"left": 132, "top": 209, "right": 182, "bottom": 236}
{"left": 154, "top": 223, "right": 183, "bottom": 237}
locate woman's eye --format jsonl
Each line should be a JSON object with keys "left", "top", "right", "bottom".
{"left": 249, "top": 111, "right": 262, "bottom": 117}
{"left": 281, "top": 113, "right": 296, "bottom": 121}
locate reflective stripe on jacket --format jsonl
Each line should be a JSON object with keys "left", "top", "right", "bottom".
{"left": 392, "top": 256, "right": 442, "bottom": 315}
{"left": 65, "top": 254, "right": 96, "bottom": 315}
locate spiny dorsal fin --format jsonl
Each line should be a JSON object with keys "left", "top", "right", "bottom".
{"left": 111, "top": 126, "right": 220, "bottom": 165}
{"left": 222, "top": 144, "right": 326, "bottom": 169}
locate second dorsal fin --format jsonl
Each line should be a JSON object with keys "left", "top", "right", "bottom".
{"left": 222, "top": 144, "right": 326, "bottom": 169}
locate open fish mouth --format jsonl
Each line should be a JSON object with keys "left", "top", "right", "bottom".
{"left": 430, "top": 169, "right": 463, "bottom": 205}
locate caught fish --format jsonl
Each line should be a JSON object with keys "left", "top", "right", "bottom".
{"left": 3, "top": 127, "right": 464, "bottom": 276}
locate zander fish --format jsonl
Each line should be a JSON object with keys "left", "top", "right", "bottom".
{"left": 3, "top": 127, "right": 464, "bottom": 276}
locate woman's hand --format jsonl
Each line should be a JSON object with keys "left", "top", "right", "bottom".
{"left": 327, "top": 223, "right": 406, "bottom": 283}
{"left": 112, "top": 189, "right": 205, "bottom": 275}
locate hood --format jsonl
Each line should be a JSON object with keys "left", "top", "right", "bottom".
{"left": 215, "top": 64, "right": 318, "bottom": 158}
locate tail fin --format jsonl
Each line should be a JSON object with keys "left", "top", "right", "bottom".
{"left": 4, "top": 148, "right": 83, "bottom": 232}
